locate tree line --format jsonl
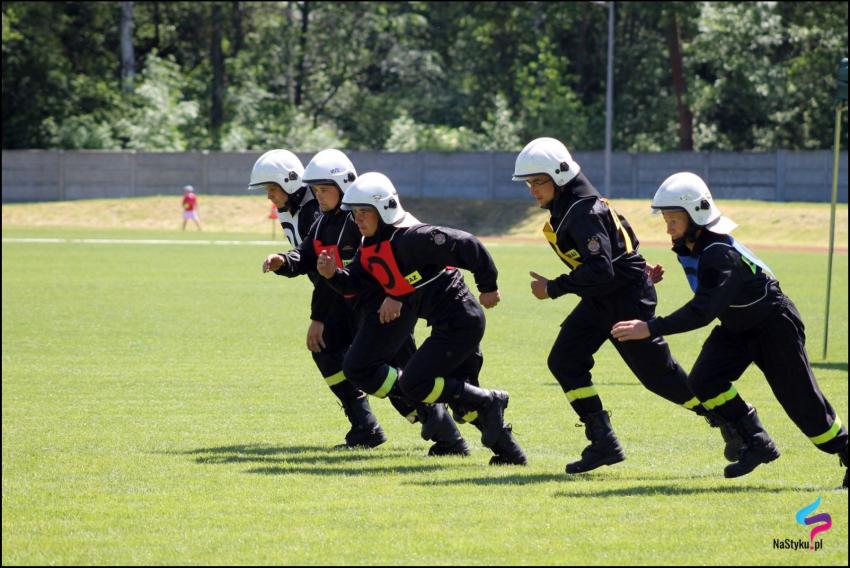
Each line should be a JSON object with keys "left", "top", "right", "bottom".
{"left": 2, "top": 1, "right": 847, "bottom": 152}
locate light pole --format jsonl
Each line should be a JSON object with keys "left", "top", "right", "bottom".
{"left": 605, "top": 1, "right": 614, "bottom": 196}
{"left": 593, "top": 1, "right": 615, "bottom": 196}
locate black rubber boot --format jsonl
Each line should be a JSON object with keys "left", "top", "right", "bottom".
{"left": 334, "top": 395, "right": 387, "bottom": 449}
{"left": 417, "top": 403, "right": 470, "bottom": 456}
{"left": 724, "top": 407, "right": 780, "bottom": 478}
{"left": 565, "top": 410, "right": 626, "bottom": 474}
{"left": 486, "top": 424, "right": 528, "bottom": 466}
{"left": 453, "top": 383, "right": 509, "bottom": 448}
{"left": 704, "top": 411, "right": 746, "bottom": 462}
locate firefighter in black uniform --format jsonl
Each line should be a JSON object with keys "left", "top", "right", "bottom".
{"left": 612, "top": 172, "right": 848, "bottom": 486}
{"left": 251, "top": 149, "right": 382, "bottom": 448}
{"left": 263, "top": 150, "right": 469, "bottom": 456}
{"left": 512, "top": 137, "right": 738, "bottom": 475}
{"left": 317, "top": 172, "right": 528, "bottom": 465}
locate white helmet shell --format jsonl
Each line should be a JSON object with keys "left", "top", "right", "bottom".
{"left": 651, "top": 172, "right": 737, "bottom": 234}
{"left": 512, "top": 137, "right": 581, "bottom": 186}
{"left": 248, "top": 149, "right": 305, "bottom": 195}
{"left": 302, "top": 149, "right": 357, "bottom": 193}
{"left": 342, "top": 172, "right": 414, "bottom": 226}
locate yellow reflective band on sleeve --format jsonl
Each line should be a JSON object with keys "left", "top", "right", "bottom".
{"left": 406, "top": 411, "right": 418, "bottom": 424}
{"left": 544, "top": 222, "right": 583, "bottom": 269}
{"left": 702, "top": 386, "right": 738, "bottom": 410}
{"left": 810, "top": 417, "right": 844, "bottom": 446}
{"left": 682, "top": 397, "right": 702, "bottom": 410}
{"left": 602, "top": 199, "right": 634, "bottom": 254}
{"left": 324, "top": 371, "right": 347, "bottom": 387}
{"left": 566, "top": 386, "right": 599, "bottom": 402}
{"left": 423, "top": 377, "right": 445, "bottom": 404}
{"left": 372, "top": 367, "right": 398, "bottom": 399}
{"left": 461, "top": 411, "right": 479, "bottom": 424}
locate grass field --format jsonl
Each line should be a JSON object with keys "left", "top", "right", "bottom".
{"left": 2, "top": 198, "right": 848, "bottom": 565}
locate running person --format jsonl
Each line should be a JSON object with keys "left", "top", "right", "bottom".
{"left": 263, "top": 151, "right": 468, "bottom": 455}
{"left": 512, "top": 137, "right": 738, "bottom": 474}
{"left": 317, "top": 172, "right": 528, "bottom": 465}
{"left": 612, "top": 172, "right": 848, "bottom": 485}
{"left": 251, "top": 148, "right": 385, "bottom": 448}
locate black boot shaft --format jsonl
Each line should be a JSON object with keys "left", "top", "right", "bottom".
{"left": 565, "top": 410, "right": 625, "bottom": 474}
{"left": 724, "top": 407, "right": 780, "bottom": 478}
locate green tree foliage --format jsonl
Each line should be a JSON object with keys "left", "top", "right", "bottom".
{"left": 2, "top": 1, "right": 847, "bottom": 152}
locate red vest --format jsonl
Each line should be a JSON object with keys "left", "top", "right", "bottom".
{"left": 360, "top": 242, "right": 417, "bottom": 296}
{"left": 314, "top": 241, "right": 354, "bottom": 299}
{"left": 313, "top": 241, "right": 343, "bottom": 268}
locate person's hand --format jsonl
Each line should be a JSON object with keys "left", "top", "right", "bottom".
{"left": 479, "top": 290, "right": 501, "bottom": 309}
{"left": 316, "top": 251, "right": 337, "bottom": 279}
{"left": 529, "top": 271, "right": 550, "bottom": 299}
{"left": 263, "top": 254, "right": 284, "bottom": 273}
{"left": 378, "top": 297, "right": 404, "bottom": 324}
{"left": 306, "top": 320, "right": 326, "bottom": 353}
{"left": 645, "top": 263, "right": 664, "bottom": 284}
{"left": 611, "top": 319, "right": 650, "bottom": 342}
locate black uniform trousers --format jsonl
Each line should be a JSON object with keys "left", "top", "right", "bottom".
{"left": 343, "top": 289, "right": 485, "bottom": 417}
{"left": 689, "top": 300, "right": 848, "bottom": 454}
{"left": 548, "top": 275, "right": 694, "bottom": 408}
{"left": 314, "top": 298, "right": 418, "bottom": 419}
{"left": 311, "top": 301, "right": 357, "bottom": 379}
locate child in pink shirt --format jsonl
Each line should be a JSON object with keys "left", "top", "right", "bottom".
{"left": 181, "top": 185, "right": 202, "bottom": 231}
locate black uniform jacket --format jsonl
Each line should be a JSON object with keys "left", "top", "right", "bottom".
{"left": 647, "top": 230, "right": 785, "bottom": 337}
{"left": 277, "top": 195, "right": 320, "bottom": 249}
{"left": 326, "top": 223, "right": 498, "bottom": 324}
{"left": 544, "top": 172, "right": 646, "bottom": 299}
{"left": 274, "top": 207, "right": 360, "bottom": 323}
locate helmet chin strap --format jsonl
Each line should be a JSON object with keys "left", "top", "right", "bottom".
{"left": 285, "top": 186, "right": 308, "bottom": 214}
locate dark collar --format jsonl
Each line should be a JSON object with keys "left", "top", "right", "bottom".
{"left": 548, "top": 172, "right": 601, "bottom": 217}
{"left": 677, "top": 230, "right": 731, "bottom": 256}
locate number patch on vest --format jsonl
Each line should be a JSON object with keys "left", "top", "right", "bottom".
{"left": 405, "top": 271, "right": 423, "bottom": 285}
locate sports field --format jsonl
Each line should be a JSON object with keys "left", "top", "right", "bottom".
{"left": 2, "top": 198, "right": 848, "bottom": 564}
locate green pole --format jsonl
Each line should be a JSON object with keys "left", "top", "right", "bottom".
{"left": 821, "top": 105, "right": 843, "bottom": 360}
{"left": 822, "top": 58, "right": 848, "bottom": 361}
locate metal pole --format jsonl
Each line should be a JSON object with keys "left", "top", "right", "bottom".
{"left": 821, "top": 104, "right": 844, "bottom": 360}
{"left": 604, "top": 1, "right": 614, "bottom": 195}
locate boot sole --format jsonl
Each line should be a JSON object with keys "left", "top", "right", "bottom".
{"left": 723, "top": 451, "right": 780, "bottom": 478}
{"left": 334, "top": 432, "right": 389, "bottom": 450}
{"left": 565, "top": 452, "right": 626, "bottom": 474}
{"left": 428, "top": 440, "right": 471, "bottom": 457}
{"left": 489, "top": 455, "right": 528, "bottom": 466}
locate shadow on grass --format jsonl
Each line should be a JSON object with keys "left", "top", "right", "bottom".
{"left": 552, "top": 483, "right": 792, "bottom": 498}
{"left": 166, "top": 443, "right": 457, "bottom": 476}
{"left": 173, "top": 443, "right": 413, "bottom": 466}
{"left": 811, "top": 361, "right": 848, "bottom": 372}
{"left": 408, "top": 472, "right": 566, "bottom": 487}
{"left": 407, "top": 470, "right": 711, "bottom": 488}
{"left": 247, "top": 463, "right": 449, "bottom": 477}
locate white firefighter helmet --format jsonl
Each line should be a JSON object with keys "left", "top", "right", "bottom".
{"left": 341, "top": 172, "right": 417, "bottom": 226}
{"left": 651, "top": 172, "right": 737, "bottom": 234}
{"left": 248, "top": 149, "right": 305, "bottom": 195}
{"left": 512, "top": 137, "right": 581, "bottom": 186}
{"left": 302, "top": 149, "right": 357, "bottom": 193}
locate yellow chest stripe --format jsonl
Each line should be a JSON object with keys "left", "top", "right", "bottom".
{"left": 543, "top": 222, "right": 583, "bottom": 269}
